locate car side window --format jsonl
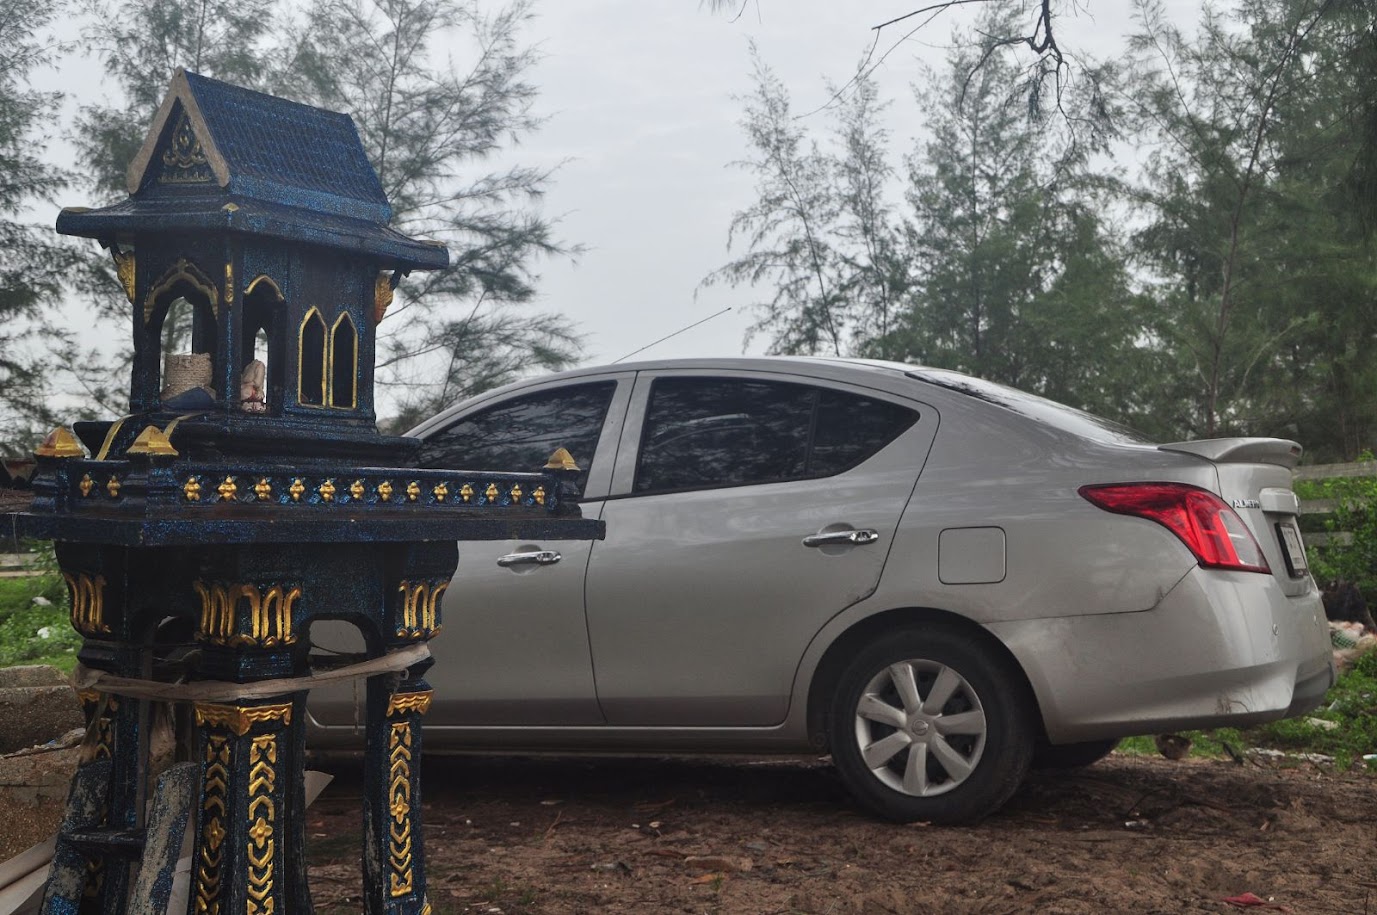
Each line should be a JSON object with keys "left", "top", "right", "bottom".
{"left": 808, "top": 388, "right": 918, "bottom": 476}
{"left": 635, "top": 377, "right": 917, "bottom": 494}
{"left": 418, "top": 381, "right": 617, "bottom": 492}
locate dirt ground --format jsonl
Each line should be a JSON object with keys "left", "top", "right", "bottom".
{"left": 304, "top": 752, "right": 1377, "bottom": 915}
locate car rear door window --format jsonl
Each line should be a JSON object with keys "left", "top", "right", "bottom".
{"left": 635, "top": 377, "right": 917, "bottom": 494}
{"left": 419, "top": 381, "right": 616, "bottom": 490}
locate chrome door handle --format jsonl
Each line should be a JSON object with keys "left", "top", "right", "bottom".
{"left": 496, "top": 549, "right": 562, "bottom": 567}
{"left": 802, "top": 529, "right": 880, "bottom": 547}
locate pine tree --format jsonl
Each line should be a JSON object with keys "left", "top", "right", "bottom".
{"left": 0, "top": 0, "right": 75, "bottom": 454}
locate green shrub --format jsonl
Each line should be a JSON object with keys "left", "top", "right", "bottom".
{"left": 0, "top": 544, "right": 81, "bottom": 672}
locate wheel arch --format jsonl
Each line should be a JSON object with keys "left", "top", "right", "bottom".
{"left": 805, "top": 606, "right": 1044, "bottom": 751}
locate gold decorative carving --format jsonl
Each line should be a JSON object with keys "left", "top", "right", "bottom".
{"left": 254, "top": 478, "right": 272, "bottom": 501}
{"left": 64, "top": 572, "right": 111, "bottom": 636}
{"left": 374, "top": 272, "right": 395, "bottom": 324}
{"left": 77, "top": 690, "right": 118, "bottom": 759}
{"left": 288, "top": 478, "right": 305, "bottom": 502}
{"left": 34, "top": 426, "right": 83, "bottom": 458}
{"left": 144, "top": 258, "right": 219, "bottom": 325}
{"left": 406, "top": 481, "right": 420, "bottom": 502}
{"left": 395, "top": 581, "right": 445, "bottom": 639}
{"left": 319, "top": 479, "right": 336, "bottom": 502}
{"left": 510, "top": 483, "right": 523, "bottom": 502}
{"left": 386, "top": 690, "right": 434, "bottom": 718}
{"left": 105, "top": 476, "right": 121, "bottom": 499}
{"left": 184, "top": 476, "right": 202, "bottom": 502}
{"left": 459, "top": 483, "right": 473, "bottom": 503}
{"left": 112, "top": 250, "right": 136, "bottom": 304}
{"left": 432, "top": 481, "right": 448, "bottom": 502}
{"left": 79, "top": 474, "right": 95, "bottom": 498}
{"left": 160, "top": 111, "right": 212, "bottom": 184}
{"left": 378, "top": 480, "right": 394, "bottom": 502}
{"left": 194, "top": 702, "right": 293, "bottom": 738}
{"left": 224, "top": 263, "right": 234, "bottom": 306}
{"left": 533, "top": 485, "right": 546, "bottom": 506}
{"left": 545, "top": 447, "right": 579, "bottom": 472}
{"left": 128, "top": 424, "right": 179, "bottom": 456}
{"left": 484, "top": 482, "right": 499, "bottom": 502}
{"left": 388, "top": 721, "right": 415, "bottom": 897}
{"left": 196, "top": 734, "right": 231, "bottom": 915}
{"left": 350, "top": 479, "right": 365, "bottom": 501}
{"left": 217, "top": 476, "right": 237, "bottom": 501}
{"left": 194, "top": 582, "right": 300, "bottom": 647}
{"left": 246, "top": 734, "right": 278, "bottom": 914}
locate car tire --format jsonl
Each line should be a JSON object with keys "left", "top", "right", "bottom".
{"left": 828, "top": 626, "right": 1034, "bottom": 824}
{"left": 1031, "top": 738, "right": 1120, "bottom": 770}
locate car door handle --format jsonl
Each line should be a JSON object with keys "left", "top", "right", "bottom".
{"left": 496, "top": 549, "right": 563, "bottom": 567}
{"left": 802, "top": 529, "right": 880, "bottom": 548}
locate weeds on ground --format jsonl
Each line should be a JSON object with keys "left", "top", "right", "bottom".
{"left": 0, "top": 544, "right": 80, "bottom": 672}
{"left": 1120, "top": 648, "right": 1377, "bottom": 768}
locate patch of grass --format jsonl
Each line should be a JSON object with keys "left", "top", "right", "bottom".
{"left": 0, "top": 546, "right": 80, "bottom": 672}
{"left": 1118, "top": 649, "right": 1377, "bottom": 768}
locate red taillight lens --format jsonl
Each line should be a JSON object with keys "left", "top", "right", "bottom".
{"left": 1078, "top": 482, "right": 1271, "bottom": 574}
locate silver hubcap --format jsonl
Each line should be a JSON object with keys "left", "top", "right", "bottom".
{"left": 852, "top": 659, "right": 988, "bottom": 797}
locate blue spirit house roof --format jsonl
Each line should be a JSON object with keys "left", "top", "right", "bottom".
{"left": 58, "top": 70, "right": 447, "bottom": 270}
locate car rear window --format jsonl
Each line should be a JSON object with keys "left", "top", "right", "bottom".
{"left": 906, "top": 369, "right": 1151, "bottom": 445}
{"left": 635, "top": 377, "right": 917, "bottom": 494}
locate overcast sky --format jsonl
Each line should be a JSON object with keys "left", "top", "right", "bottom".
{"left": 505, "top": 1, "right": 1189, "bottom": 368}
{"left": 37, "top": 0, "right": 1200, "bottom": 413}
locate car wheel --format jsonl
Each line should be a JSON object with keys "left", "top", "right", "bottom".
{"left": 1031, "top": 738, "right": 1120, "bottom": 770}
{"left": 828, "top": 627, "right": 1034, "bottom": 824}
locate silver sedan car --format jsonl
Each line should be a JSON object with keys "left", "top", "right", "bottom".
{"left": 307, "top": 357, "right": 1336, "bottom": 823}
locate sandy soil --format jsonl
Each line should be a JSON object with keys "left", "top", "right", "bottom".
{"left": 305, "top": 752, "right": 1377, "bottom": 915}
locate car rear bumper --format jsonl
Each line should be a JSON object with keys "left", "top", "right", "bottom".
{"left": 989, "top": 566, "right": 1337, "bottom": 744}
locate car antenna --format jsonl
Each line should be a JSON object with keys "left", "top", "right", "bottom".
{"left": 611, "top": 307, "right": 732, "bottom": 364}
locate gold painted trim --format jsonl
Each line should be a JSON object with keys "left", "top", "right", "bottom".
{"left": 106, "top": 476, "right": 121, "bottom": 499}
{"left": 533, "top": 485, "right": 546, "bottom": 506}
{"left": 224, "top": 262, "right": 234, "bottom": 306}
{"left": 349, "top": 479, "right": 365, "bottom": 501}
{"left": 254, "top": 478, "right": 272, "bottom": 501}
{"left": 395, "top": 581, "right": 446, "bottom": 639}
{"left": 545, "top": 447, "right": 580, "bottom": 472}
{"left": 112, "top": 250, "right": 135, "bottom": 304}
{"left": 196, "top": 734, "right": 231, "bottom": 915}
{"left": 432, "top": 482, "right": 448, "bottom": 502}
{"left": 405, "top": 481, "right": 420, "bottom": 502}
{"left": 34, "top": 426, "right": 83, "bottom": 458}
{"left": 328, "top": 311, "right": 359, "bottom": 409}
{"left": 79, "top": 474, "right": 95, "bottom": 498}
{"left": 484, "top": 482, "right": 498, "bottom": 502}
{"left": 127, "top": 424, "right": 179, "bottom": 456}
{"left": 378, "top": 480, "right": 394, "bottom": 502}
{"left": 194, "top": 582, "right": 300, "bottom": 647}
{"left": 318, "top": 479, "right": 336, "bottom": 502}
{"left": 288, "top": 478, "right": 305, "bottom": 502}
{"left": 183, "top": 477, "right": 202, "bottom": 502}
{"left": 144, "top": 257, "right": 219, "bottom": 325}
{"left": 388, "top": 720, "right": 415, "bottom": 897}
{"left": 386, "top": 690, "right": 434, "bottom": 718}
{"left": 246, "top": 733, "right": 278, "bottom": 914}
{"left": 297, "top": 307, "right": 328, "bottom": 407}
{"left": 194, "top": 701, "right": 293, "bottom": 737}
{"left": 64, "top": 572, "right": 111, "bottom": 636}
{"left": 216, "top": 476, "right": 237, "bottom": 501}
{"left": 459, "top": 483, "right": 473, "bottom": 503}
{"left": 374, "top": 272, "right": 395, "bottom": 324}
{"left": 245, "top": 274, "right": 284, "bottom": 300}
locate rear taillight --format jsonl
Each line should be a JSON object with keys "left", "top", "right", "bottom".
{"left": 1079, "top": 482, "right": 1271, "bottom": 574}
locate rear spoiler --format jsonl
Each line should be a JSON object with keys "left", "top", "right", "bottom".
{"left": 1157, "top": 437, "right": 1303, "bottom": 469}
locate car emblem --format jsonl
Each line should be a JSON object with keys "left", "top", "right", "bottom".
{"left": 1231, "top": 498, "right": 1261, "bottom": 510}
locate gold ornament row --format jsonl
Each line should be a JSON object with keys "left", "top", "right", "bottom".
{"left": 183, "top": 474, "right": 546, "bottom": 507}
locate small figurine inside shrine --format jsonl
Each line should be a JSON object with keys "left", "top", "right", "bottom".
{"left": 7, "top": 69, "right": 602, "bottom": 915}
